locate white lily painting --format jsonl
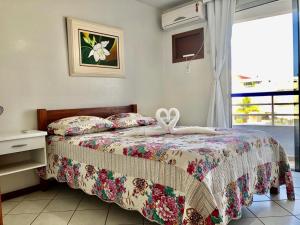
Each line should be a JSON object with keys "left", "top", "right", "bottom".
{"left": 80, "top": 31, "right": 119, "bottom": 68}
{"left": 67, "top": 18, "right": 124, "bottom": 77}
{"left": 88, "top": 41, "right": 110, "bottom": 62}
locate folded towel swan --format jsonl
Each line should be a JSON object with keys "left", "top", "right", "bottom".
{"left": 155, "top": 108, "right": 180, "bottom": 133}
{"left": 122, "top": 108, "right": 220, "bottom": 136}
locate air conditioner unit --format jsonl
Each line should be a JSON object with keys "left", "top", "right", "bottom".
{"left": 162, "top": 1, "right": 206, "bottom": 30}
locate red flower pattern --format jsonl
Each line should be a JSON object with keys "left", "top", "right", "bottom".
{"left": 157, "top": 196, "right": 178, "bottom": 222}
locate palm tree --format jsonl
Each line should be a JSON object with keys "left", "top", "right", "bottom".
{"left": 236, "top": 97, "right": 260, "bottom": 114}
{"left": 235, "top": 97, "right": 260, "bottom": 123}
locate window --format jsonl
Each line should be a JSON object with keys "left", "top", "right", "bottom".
{"left": 231, "top": 10, "right": 298, "bottom": 126}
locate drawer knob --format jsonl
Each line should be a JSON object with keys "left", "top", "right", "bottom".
{"left": 11, "top": 144, "right": 28, "bottom": 148}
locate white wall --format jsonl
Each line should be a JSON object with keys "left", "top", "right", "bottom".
{"left": 0, "top": 0, "right": 163, "bottom": 193}
{"left": 0, "top": 0, "right": 163, "bottom": 133}
{"left": 161, "top": 23, "right": 214, "bottom": 126}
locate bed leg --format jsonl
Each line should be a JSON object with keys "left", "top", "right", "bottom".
{"left": 270, "top": 187, "right": 280, "bottom": 195}
{"left": 40, "top": 178, "right": 49, "bottom": 192}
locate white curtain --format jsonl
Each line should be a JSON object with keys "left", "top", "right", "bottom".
{"left": 205, "top": 0, "right": 236, "bottom": 128}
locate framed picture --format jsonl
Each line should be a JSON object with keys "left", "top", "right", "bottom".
{"left": 67, "top": 18, "right": 125, "bottom": 77}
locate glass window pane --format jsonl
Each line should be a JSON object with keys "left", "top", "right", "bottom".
{"left": 274, "top": 95, "right": 299, "bottom": 103}
{"left": 294, "top": 77, "right": 299, "bottom": 91}
{"left": 233, "top": 105, "right": 271, "bottom": 115}
{"left": 232, "top": 115, "right": 272, "bottom": 125}
{"left": 231, "top": 13, "right": 294, "bottom": 93}
{"left": 274, "top": 116, "right": 299, "bottom": 126}
{"left": 232, "top": 96, "right": 271, "bottom": 105}
{"left": 274, "top": 105, "right": 299, "bottom": 114}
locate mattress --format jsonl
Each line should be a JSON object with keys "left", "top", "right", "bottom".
{"left": 39, "top": 125, "right": 295, "bottom": 225}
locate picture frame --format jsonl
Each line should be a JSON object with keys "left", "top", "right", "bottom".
{"left": 67, "top": 17, "right": 125, "bottom": 77}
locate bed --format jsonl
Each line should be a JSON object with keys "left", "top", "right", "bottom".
{"left": 37, "top": 104, "right": 295, "bottom": 225}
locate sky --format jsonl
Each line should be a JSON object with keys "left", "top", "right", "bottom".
{"left": 231, "top": 13, "right": 294, "bottom": 93}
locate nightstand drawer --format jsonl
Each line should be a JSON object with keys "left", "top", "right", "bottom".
{"left": 0, "top": 136, "right": 45, "bottom": 155}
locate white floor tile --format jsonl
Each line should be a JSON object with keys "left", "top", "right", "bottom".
{"left": 68, "top": 209, "right": 108, "bottom": 225}
{"left": 55, "top": 188, "right": 84, "bottom": 199}
{"left": 260, "top": 216, "right": 300, "bottom": 225}
{"left": 253, "top": 194, "right": 270, "bottom": 202}
{"left": 3, "top": 213, "right": 38, "bottom": 225}
{"left": 106, "top": 205, "right": 144, "bottom": 225}
{"left": 247, "top": 201, "right": 291, "bottom": 217}
{"left": 9, "top": 200, "right": 50, "bottom": 214}
{"left": 2, "top": 201, "right": 19, "bottom": 214}
{"left": 77, "top": 195, "right": 108, "bottom": 210}
{"left": 292, "top": 172, "right": 300, "bottom": 178}
{"left": 6, "top": 195, "right": 26, "bottom": 202}
{"left": 228, "top": 218, "right": 263, "bottom": 225}
{"left": 31, "top": 211, "right": 74, "bottom": 225}
{"left": 294, "top": 177, "right": 300, "bottom": 188}
{"left": 4, "top": 183, "right": 300, "bottom": 225}
{"left": 295, "top": 188, "right": 300, "bottom": 198}
{"left": 24, "top": 190, "right": 57, "bottom": 200}
{"left": 241, "top": 207, "right": 255, "bottom": 218}
{"left": 43, "top": 197, "right": 81, "bottom": 212}
{"left": 276, "top": 200, "right": 300, "bottom": 215}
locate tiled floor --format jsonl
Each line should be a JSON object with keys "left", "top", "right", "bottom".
{"left": 3, "top": 171, "right": 300, "bottom": 225}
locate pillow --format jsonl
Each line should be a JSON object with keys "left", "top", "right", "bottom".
{"left": 48, "top": 116, "right": 115, "bottom": 136}
{"left": 106, "top": 113, "right": 156, "bottom": 129}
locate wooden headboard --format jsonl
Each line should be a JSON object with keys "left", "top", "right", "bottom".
{"left": 37, "top": 104, "right": 137, "bottom": 131}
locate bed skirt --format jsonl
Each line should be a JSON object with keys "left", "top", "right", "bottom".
{"left": 38, "top": 152, "right": 295, "bottom": 225}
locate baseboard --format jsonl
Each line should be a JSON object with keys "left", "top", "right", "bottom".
{"left": 1, "top": 185, "right": 41, "bottom": 201}
{"left": 1, "top": 178, "right": 61, "bottom": 201}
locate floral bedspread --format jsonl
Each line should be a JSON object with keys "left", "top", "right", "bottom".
{"left": 40, "top": 126, "right": 295, "bottom": 225}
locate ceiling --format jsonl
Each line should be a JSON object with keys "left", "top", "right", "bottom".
{"left": 137, "top": 0, "right": 192, "bottom": 10}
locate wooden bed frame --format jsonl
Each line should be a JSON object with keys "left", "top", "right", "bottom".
{"left": 37, "top": 104, "right": 137, "bottom": 131}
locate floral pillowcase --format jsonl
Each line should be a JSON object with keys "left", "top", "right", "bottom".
{"left": 106, "top": 113, "right": 156, "bottom": 129}
{"left": 48, "top": 116, "right": 115, "bottom": 136}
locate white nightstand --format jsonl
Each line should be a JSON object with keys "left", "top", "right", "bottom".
{"left": 0, "top": 130, "right": 47, "bottom": 225}
{"left": 0, "top": 131, "right": 47, "bottom": 176}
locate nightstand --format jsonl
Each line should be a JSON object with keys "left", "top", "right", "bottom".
{"left": 0, "top": 131, "right": 47, "bottom": 176}
{"left": 0, "top": 130, "right": 47, "bottom": 225}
